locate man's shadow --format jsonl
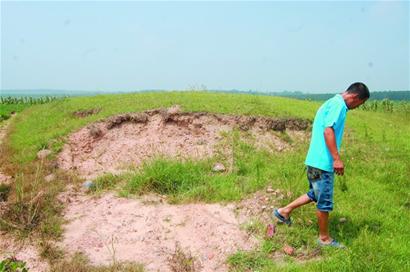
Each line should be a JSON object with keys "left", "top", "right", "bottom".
{"left": 328, "top": 213, "right": 382, "bottom": 245}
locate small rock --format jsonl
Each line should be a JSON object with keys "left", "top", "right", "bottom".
{"left": 212, "top": 163, "right": 226, "bottom": 172}
{"left": 83, "top": 180, "right": 94, "bottom": 190}
{"left": 261, "top": 205, "right": 267, "bottom": 211}
{"left": 339, "top": 217, "right": 347, "bottom": 223}
{"left": 44, "top": 174, "right": 56, "bottom": 182}
{"left": 89, "top": 125, "right": 103, "bottom": 138}
{"left": 207, "top": 252, "right": 214, "bottom": 260}
{"left": 37, "top": 149, "right": 52, "bottom": 160}
{"left": 286, "top": 191, "right": 293, "bottom": 198}
{"left": 283, "top": 244, "right": 295, "bottom": 256}
{"left": 266, "top": 223, "right": 276, "bottom": 238}
{"left": 266, "top": 187, "right": 275, "bottom": 193}
{"left": 167, "top": 105, "right": 182, "bottom": 115}
{"left": 131, "top": 113, "right": 149, "bottom": 123}
{"left": 0, "top": 173, "right": 12, "bottom": 185}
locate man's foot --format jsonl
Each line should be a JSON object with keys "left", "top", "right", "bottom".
{"left": 273, "top": 209, "right": 292, "bottom": 225}
{"left": 317, "top": 238, "right": 346, "bottom": 249}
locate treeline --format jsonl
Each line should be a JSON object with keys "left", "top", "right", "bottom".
{"left": 275, "top": 90, "right": 410, "bottom": 101}
{"left": 0, "top": 96, "right": 60, "bottom": 104}
{"left": 221, "top": 90, "right": 410, "bottom": 101}
{"left": 359, "top": 100, "right": 410, "bottom": 114}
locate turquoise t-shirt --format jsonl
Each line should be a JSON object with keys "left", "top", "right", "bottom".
{"left": 305, "top": 94, "right": 348, "bottom": 172}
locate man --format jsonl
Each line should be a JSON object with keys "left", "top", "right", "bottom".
{"left": 274, "top": 82, "right": 370, "bottom": 248}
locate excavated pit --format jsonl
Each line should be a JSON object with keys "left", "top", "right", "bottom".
{"left": 58, "top": 106, "right": 310, "bottom": 179}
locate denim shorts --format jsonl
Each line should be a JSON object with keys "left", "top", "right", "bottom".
{"left": 306, "top": 166, "right": 334, "bottom": 212}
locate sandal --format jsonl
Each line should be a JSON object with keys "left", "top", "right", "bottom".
{"left": 317, "top": 239, "right": 346, "bottom": 249}
{"left": 273, "top": 209, "right": 292, "bottom": 225}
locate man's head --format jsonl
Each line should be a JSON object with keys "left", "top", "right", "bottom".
{"left": 342, "top": 82, "right": 370, "bottom": 109}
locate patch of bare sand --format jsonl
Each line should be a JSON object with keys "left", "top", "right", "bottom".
{"left": 60, "top": 192, "right": 259, "bottom": 272}
{"left": 58, "top": 106, "right": 310, "bottom": 179}
{"left": 0, "top": 233, "right": 48, "bottom": 272}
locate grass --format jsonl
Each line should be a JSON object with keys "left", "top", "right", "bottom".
{"left": 167, "top": 243, "right": 198, "bottom": 272}
{"left": 0, "top": 257, "right": 29, "bottom": 272}
{"left": 49, "top": 253, "right": 144, "bottom": 272}
{"left": 0, "top": 91, "right": 409, "bottom": 271}
{"left": 0, "top": 104, "right": 30, "bottom": 122}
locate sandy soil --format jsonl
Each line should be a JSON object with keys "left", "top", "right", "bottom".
{"left": 58, "top": 106, "right": 309, "bottom": 179}
{"left": 60, "top": 192, "right": 259, "bottom": 272}
{"left": 0, "top": 233, "right": 48, "bottom": 272}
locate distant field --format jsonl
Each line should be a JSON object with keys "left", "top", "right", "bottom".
{"left": 1, "top": 91, "right": 409, "bottom": 271}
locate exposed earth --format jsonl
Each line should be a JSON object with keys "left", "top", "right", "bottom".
{"left": 58, "top": 106, "right": 310, "bottom": 179}
{"left": 59, "top": 192, "right": 260, "bottom": 272}
{"left": 1, "top": 107, "right": 311, "bottom": 271}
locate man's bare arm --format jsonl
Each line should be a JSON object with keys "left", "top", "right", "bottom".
{"left": 324, "top": 127, "right": 344, "bottom": 175}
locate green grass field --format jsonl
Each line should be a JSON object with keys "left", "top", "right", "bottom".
{"left": 0, "top": 104, "right": 30, "bottom": 122}
{"left": 1, "top": 91, "right": 409, "bottom": 271}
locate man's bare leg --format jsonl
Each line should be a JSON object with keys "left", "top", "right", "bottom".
{"left": 317, "top": 210, "right": 332, "bottom": 243}
{"left": 277, "top": 194, "right": 312, "bottom": 219}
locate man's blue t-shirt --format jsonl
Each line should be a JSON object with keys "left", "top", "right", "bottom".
{"left": 305, "top": 94, "right": 348, "bottom": 172}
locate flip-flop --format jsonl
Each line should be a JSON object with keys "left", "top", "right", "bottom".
{"left": 273, "top": 209, "right": 292, "bottom": 225}
{"left": 317, "top": 239, "right": 346, "bottom": 249}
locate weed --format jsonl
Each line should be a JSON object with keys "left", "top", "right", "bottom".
{"left": 0, "top": 184, "right": 11, "bottom": 202}
{"left": 90, "top": 173, "right": 128, "bottom": 194}
{"left": 0, "top": 257, "right": 29, "bottom": 272}
{"left": 167, "top": 243, "right": 199, "bottom": 272}
{"left": 49, "top": 253, "right": 144, "bottom": 272}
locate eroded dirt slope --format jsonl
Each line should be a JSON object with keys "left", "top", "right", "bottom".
{"left": 58, "top": 106, "right": 310, "bottom": 179}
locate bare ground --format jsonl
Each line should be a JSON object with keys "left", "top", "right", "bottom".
{"left": 55, "top": 107, "right": 310, "bottom": 271}
{"left": 58, "top": 106, "right": 310, "bottom": 179}
{"left": 59, "top": 191, "right": 259, "bottom": 272}
{"left": 0, "top": 233, "right": 48, "bottom": 272}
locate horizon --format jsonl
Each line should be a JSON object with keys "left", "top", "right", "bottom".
{"left": 1, "top": 1, "right": 409, "bottom": 92}
{"left": 1, "top": 88, "right": 409, "bottom": 95}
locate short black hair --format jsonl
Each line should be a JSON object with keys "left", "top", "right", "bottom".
{"left": 346, "top": 82, "right": 370, "bottom": 100}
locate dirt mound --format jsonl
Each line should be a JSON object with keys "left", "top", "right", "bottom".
{"left": 72, "top": 108, "right": 101, "bottom": 118}
{"left": 59, "top": 192, "right": 258, "bottom": 272}
{"left": 58, "top": 106, "right": 310, "bottom": 179}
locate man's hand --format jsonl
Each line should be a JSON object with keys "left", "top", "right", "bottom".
{"left": 324, "top": 127, "right": 345, "bottom": 175}
{"left": 333, "top": 158, "right": 344, "bottom": 176}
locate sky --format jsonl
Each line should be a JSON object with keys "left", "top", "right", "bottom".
{"left": 1, "top": 1, "right": 409, "bottom": 93}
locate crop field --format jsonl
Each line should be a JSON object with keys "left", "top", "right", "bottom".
{"left": 0, "top": 91, "right": 409, "bottom": 272}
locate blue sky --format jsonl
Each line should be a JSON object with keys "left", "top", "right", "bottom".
{"left": 1, "top": 1, "right": 409, "bottom": 93}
